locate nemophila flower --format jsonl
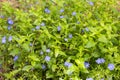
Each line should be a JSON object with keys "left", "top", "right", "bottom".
{"left": 46, "top": 48, "right": 51, "bottom": 53}
{"left": 96, "top": 58, "right": 105, "bottom": 64}
{"left": 44, "top": 8, "right": 50, "bottom": 13}
{"left": 84, "top": 62, "right": 90, "bottom": 68}
{"left": 60, "top": 9, "right": 64, "bottom": 13}
{"left": 40, "top": 51, "right": 44, "bottom": 55}
{"left": 13, "top": 56, "right": 18, "bottom": 61}
{"left": 69, "top": 34, "right": 73, "bottom": 38}
{"left": 85, "top": 27, "right": 89, "bottom": 32}
{"left": 89, "top": 1, "right": 94, "bottom": 6}
{"left": 101, "top": 78, "right": 104, "bottom": 80}
{"left": 41, "top": 22, "right": 45, "bottom": 26}
{"left": 108, "top": 63, "right": 115, "bottom": 70}
{"left": 36, "top": 25, "right": 40, "bottom": 30}
{"left": 57, "top": 26, "right": 61, "bottom": 31}
{"left": 45, "top": 56, "right": 51, "bottom": 62}
{"left": 72, "top": 12, "right": 76, "bottom": 16}
{"left": 8, "top": 36, "right": 12, "bottom": 42}
{"left": 29, "top": 43, "right": 33, "bottom": 46}
{"left": 86, "top": 78, "right": 93, "bottom": 80}
{"left": 64, "top": 38, "right": 68, "bottom": 42}
{"left": 64, "top": 62, "right": 72, "bottom": 68}
{"left": 32, "top": 28, "right": 35, "bottom": 31}
{"left": 42, "top": 64, "right": 46, "bottom": 69}
{"left": 8, "top": 26, "right": 11, "bottom": 30}
{"left": 100, "top": 58, "right": 105, "bottom": 63}
{"left": 77, "top": 21, "right": 80, "bottom": 24}
{"left": 2, "top": 36, "right": 6, "bottom": 44}
{"left": 8, "top": 19, "right": 14, "bottom": 25}
{"left": 0, "top": 15, "right": 4, "bottom": 18}
{"left": 60, "top": 15, "right": 64, "bottom": 19}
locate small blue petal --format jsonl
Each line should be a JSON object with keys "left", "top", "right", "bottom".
{"left": 69, "top": 34, "right": 73, "bottom": 38}
{"left": 13, "top": 56, "right": 18, "bottom": 61}
{"left": 60, "top": 15, "right": 64, "bottom": 19}
{"left": 2, "top": 36, "right": 6, "bottom": 44}
{"left": 29, "top": 43, "right": 33, "bottom": 46}
{"left": 45, "top": 8, "right": 50, "bottom": 13}
{"left": 60, "top": 9, "right": 64, "bottom": 13}
{"left": 89, "top": 1, "right": 94, "bottom": 6}
{"left": 40, "top": 51, "right": 44, "bottom": 55}
{"left": 84, "top": 62, "right": 90, "bottom": 68}
{"left": 36, "top": 26, "right": 40, "bottom": 30}
{"left": 42, "top": 64, "right": 46, "bottom": 69}
{"left": 46, "top": 48, "right": 51, "bottom": 53}
{"left": 45, "top": 56, "right": 51, "bottom": 62}
{"left": 86, "top": 78, "right": 93, "bottom": 80}
{"left": 108, "top": 63, "right": 115, "bottom": 70}
{"left": 85, "top": 27, "right": 89, "bottom": 32}
{"left": 64, "top": 62, "right": 72, "bottom": 68}
{"left": 41, "top": 22, "right": 45, "bottom": 26}
{"left": 72, "top": 12, "right": 76, "bottom": 16}
{"left": 8, "top": 19, "right": 14, "bottom": 25}
{"left": 96, "top": 58, "right": 105, "bottom": 64}
{"left": 8, "top": 36, "right": 12, "bottom": 42}
{"left": 8, "top": 26, "right": 11, "bottom": 30}
{"left": 57, "top": 26, "right": 61, "bottom": 31}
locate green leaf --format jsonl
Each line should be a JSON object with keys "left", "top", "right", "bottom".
{"left": 98, "top": 35, "right": 108, "bottom": 43}
{"left": 9, "top": 48, "right": 19, "bottom": 56}
{"left": 46, "top": 71, "right": 54, "bottom": 78}
{"left": 28, "top": 54, "right": 40, "bottom": 61}
{"left": 22, "top": 43, "right": 30, "bottom": 52}
{"left": 22, "top": 65, "right": 33, "bottom": 71}
{"left": 85, "top": 40, "right": 96, "bottom": 48}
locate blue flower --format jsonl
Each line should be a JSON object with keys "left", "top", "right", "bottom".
{"left": 89, "top": 1, "right": 94, "bottom": 6}
{"left": 8, "top": 26, "right": 11, "bottom": 30}
{"left": 41, "top": 22, "right": 45, "bottom": 26}
{"left": 108, "top": 63, "right": 115, "bottom": 70}
{"left": 60, "top": 15, "right": 64, "bottom": 19}
{"left": 42, "top": 64, "right": 46, "bottom": 69}
{"left": 40, "top": 51, "right": 44, "bottom": 55}
{"left": 46, "top": 48, "right": 51, "bottom": 53}
{"left": 13, "top": 56, "right": 18, "bottom": 61}
{"left": 69, "top": 34, "right": 73, "bottom": 38}
{"left": 8, "top": 36, "right": 12, "bottom": 42}
{"left": 84, "top": 62, "right": 90, "bottom": 68}
{"left": 101, "top": 78, "right": 104, "bottom": 80}
{"left": 57, "top": 26, "right": 61, "bottom": 31}
{"left": 85, "top": 27, "right": 89, "bottom": 32}
{"left": 86, "top": 78, "right": 93, "bottom": 80}
{"left": 60, "top": 9, "right": 64, "bottom": 13}
{"left": 72, "top": 12, "right": 76, "bottom": 16}
{"left": 44, "top": 8, "right": 50, "bottom": 13}
{"left": 36, "top": 26, "right": 40, "bottom": 30}
{"left": 45, "top": 56, "right": 51, "bottom": 62}
{"left": 8, "top": 19, "right": 14, "bottom": 25}
{"left": 2, "top": 36, "right": 6, "bottom": 44}
{"left": 96, "top": 58, "right": 105, "bottom": 64}
{"left": 77, "top": 21, "right": 80, "bottom": 24}
{"left": 29, "top": 43, "right": 33, "bottom": 46}
{"left": 0, "top": 15, "right": 4, "bottom": 18}
{"left": 32, "top": 28, "right": 35, "bottom": 31}
{"left": 64, "top": 62, "right": 72, "bottom": 68}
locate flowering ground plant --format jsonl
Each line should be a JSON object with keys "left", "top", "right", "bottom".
{"left": 0, "top": 0, "right": 120, "bottom": 80}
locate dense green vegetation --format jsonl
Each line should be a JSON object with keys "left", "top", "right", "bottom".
{"left": 0, "top": 0, "right": 120, "bottom": 80}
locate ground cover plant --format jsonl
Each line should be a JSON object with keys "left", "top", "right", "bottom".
{"left": 0, "top": 0, "right": 120, "bottom": 80}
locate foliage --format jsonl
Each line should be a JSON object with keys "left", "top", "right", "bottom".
{"left": 0, "top": 0, "right": 120, "bottom": 80}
